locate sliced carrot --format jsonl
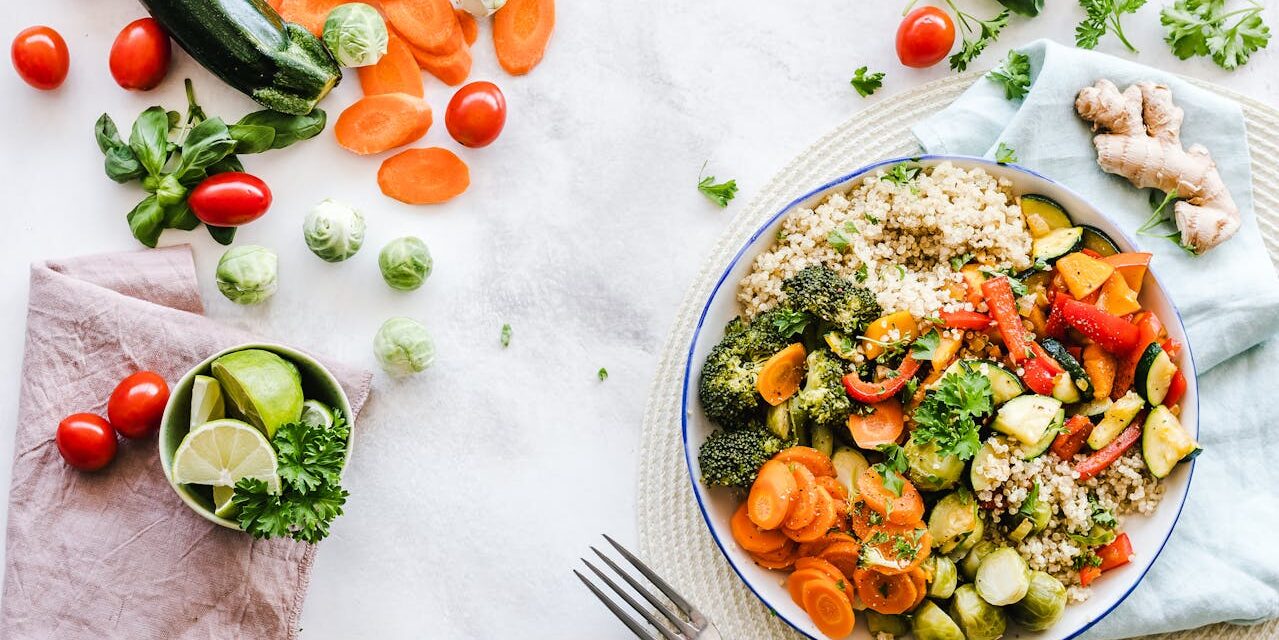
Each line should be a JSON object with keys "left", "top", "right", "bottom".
{"left": 846, "top": 399, "right": 904, "bottom": 449}
{"left": 819, "top": 541, "right": 862, "bottom": 580}
{"left": 266, "top": 0, "right": 284, "bottom": 11}
{"left": 853, "top": 567, "right": 917, "bottom": 615}
{"left": 278, "top": 0, "right": 347, "bottom": 36}
{"left": 455, "top": 8, "right": 478, "bottom": 45}
{"left": 382, "top": 0, "right": 459, "bottom": 53}
{"left": 849, "top": 501, "right": 882, "bottom": 540}
{"left": 815, "top": 475, "right": 850, "bottom": 528}
{"left": 794, "top": 557, "right": 846, "bottom": 584}
{"left": 773, "top": 447, "right": 836, "bottom": 478}
{"left": 907, "top": 567, "right": 928, "bottom": 609}
{"left": 787, "top": 569, "right": 836, "bottom": 607}
{"left": 784, "top": 487, "right": 838, "bottom": 543}
{"left": 750, "top": 540, "right": 799, "bottom": 570}
{"left": 783, "top": 464, "right": 819, "bottom": 530}
{"left": 748, "top": 460, "right": 797, "bottom": 530}
{"left": 358, "top": 32, "right": 424, "bottom": 98}
{"left": 403, "top": 26, "right": 474, "bottom": 86}
{"left": 857, "top": 468, "right": 924, "bottom": 526}
{"left": 756, "top": 343, "right": 806, "bottom": 406}
{"left": 860, "top": 522, "right": 930, "bottom": 576}
{"left": 493, "top": 0, "right": 555, "bottom": 75}
{"left": 797, "top": 532, "right": 858, "bottom": 559}
{"left": 335, "top": 93, "right": 433, "bottom": 155}
{"left": 378, "top": 147, "right": 470, "bottom": 204}
{"left": 802, "top": 578, "right": 857, "bottom": 638}
{"left": 731, "top": 503, "right": 787, "bottom": 555}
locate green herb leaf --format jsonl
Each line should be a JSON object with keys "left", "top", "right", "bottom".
{"left": 234, "top": 419, "right": 351, "bottom": 544}
{"left": 1161, "top": 0, "right": 1270, "bottom": 70}
{"left": 154, "top": 174, "right": 188, "bottom": 207}
{"left": 598, "top": 368, "right": 609, "bottom": 381}
{"left": 850, "top": 66, "right": 885, "bottom": 97}
{"left": 1018, "top": 481, "right": 1041, "bottom": 518}
{"left": 995, "top": 142, "right": 1018, "bottom": 164}
{"left": 950, "top": 252, "right": 974, "bottom": 271}
{"left": 127, "top": 195, "right": 166, "bottom": 248}
{"left": 500, "top": 323, "right": 513, "bottom": 347}
{"left": 207, "top": 225, "right": 237, "bottom": 245}
{"left": 854, "top": 264, "right": 869, "bottom": 283}
{"left": 909, "top": 363, "right": 993, "bottom": 461}
{"left": 881, "top": 163, "right": 921, "bottom": 186}
{"left": 949, "top": 7, "right": 1011, "bottom": 71}
{"left": 873, "top": 443, "right": 909, "bottom": 497}
{"left": 911, "top": 329, "right": 941, "bottom": 360}
{"left": 175, "top": 117, "right": 237, "bottom": 184}
{"left": 698, "top": 162, "right": 738, "bottom": 207}
{"left": 129, "top": 107, "right": 172, "bottom": 178}
{"left": 998, "top": 0, "right": 1044, "bottom": 16}
{"left": 987, "top": 50, "right": 1032, "bottom": 100}
{"left": 229, "top": 124, "right": 277, "bottom": 155}
{"left": 163, "top": 199, "right": 201, "bottom": 231}
{"left": 1077, "top": 0, "right": 1146, "bottom": 52}
{"left": 237, "top": 109, "right": 328, "bottom": 149}
{"left": 770, "top": 308, "right": 811, "bottom": 339}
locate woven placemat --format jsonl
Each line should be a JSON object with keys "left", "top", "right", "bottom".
{"left": 636, "top": 69, "right": 1279, "bottom": 640}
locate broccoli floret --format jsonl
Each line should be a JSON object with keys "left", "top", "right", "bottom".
{"left": 794, "top": 348, "right": 862, "bottom": 432}
{"left": 697, "top": 315, "right": 789, "bottom": 427}
{"left": 782, "top": 265, "right": 881, "bottom": 335}
{"left": 698, "top": 423, "right": 788, "bottom": 488}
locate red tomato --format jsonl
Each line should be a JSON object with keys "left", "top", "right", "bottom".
{"left": 445, "top": 81, "right": 507, "bottom": 148}
{"left": 188, "top": 172, "right": 273, "bottom": 227}
{"left": 896, "top": 7, "right": 956, "bottom": 68}
{"left": 109, "top": 18, "right": 171, "bottom": 91}
{"left": 56, "top": 413, "right": 118, "bottom": 471}
{"left": 11, "top": 25, "right": 69, "bottom": 90}
{"left": 108, "top": 371, "right": 170, "bottom": 439}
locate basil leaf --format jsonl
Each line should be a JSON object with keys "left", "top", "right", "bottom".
{"left": 209, "top": 155, "right": 245, "bottom": 175}
{"left": 237, "top": 109, "right": 327, "bottom": 149}
{"left": 127, "top": 196, "right": 166, "bottom": 248}
{"left": 154, "top": 174, "right": 188, "bottom": 207}
{"left": 129, "top": 107, "right": 171, "bottom": 177}
{"left": 167, "top": 110, "right": 181, "bottom": 133}
{"left": 163, "top": 199, "right": 201, "bottom": 231}
{"left": 104, "top": 146, "right": 145, "bottom": 183}
{"left": 229, "top": 124, "right": 277, "bottom": 154}
{"left": 997, "top": 0, "right": 1042, "bottom": 16}
{"left": 207, "top": 224, "right": 236, "bottom": 245}
{"left": 94, "top": 114, "right": 124, "bottom": 154}
{"left": 175, "top": 117, "right": 236, "bottom": 183}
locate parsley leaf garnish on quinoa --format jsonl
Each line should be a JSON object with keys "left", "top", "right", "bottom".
{"left": 881, "top": 163, "right": 921, "bottom": 185}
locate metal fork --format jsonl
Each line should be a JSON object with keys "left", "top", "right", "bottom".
{"left": 575, "top": 534, "right": 721, "bottom": 640}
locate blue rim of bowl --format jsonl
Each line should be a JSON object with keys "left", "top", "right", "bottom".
{"left": 678, "top": 154, "right": 1199, "bottom": 640}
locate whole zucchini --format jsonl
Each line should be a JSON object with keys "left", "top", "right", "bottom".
{"left": 140, "top": 0, "right": 340, "bottom": 115}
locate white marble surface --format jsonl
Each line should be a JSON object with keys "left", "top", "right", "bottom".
{"left": 1, "top": 1, "right": 1276, "bottom": 638}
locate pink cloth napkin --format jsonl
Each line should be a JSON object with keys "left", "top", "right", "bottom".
{"left": 0, "top": 246, "right": 372, "bottom": 639}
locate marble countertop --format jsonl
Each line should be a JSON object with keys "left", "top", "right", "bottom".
{"left": 1, "top": 1, "right": 1275, "bottom": 637}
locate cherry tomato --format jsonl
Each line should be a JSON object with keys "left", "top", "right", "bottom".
{"left": 56, "top": 413, "right": 118, "bottom": 471}
{"left": 445, "top": 81, "right": 507, "bottom": 148}
{"left": 188, "top": 172, "right": 273, "bottom": 227}
{"left": 108, "top": 371, "right": 170, "bottom": 439}
{"left": 896, "top": 6, "right": 956, "bottom": 69}
{"left": 109, "top": 18, "right": 171, "bottom": 91}
{"left": 11, "top": 26, "right": 69, "bottom": 90}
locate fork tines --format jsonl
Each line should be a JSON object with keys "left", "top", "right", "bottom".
{"left": 574, "top": 534, "right": 708, "bottom": 640}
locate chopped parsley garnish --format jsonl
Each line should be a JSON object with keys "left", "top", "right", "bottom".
{"left": 770, "top": 308, "right": 811, "bottom": 339}
{"left": 950, "top": 252, "right": 974, "bottom": 271}
{"left": 995, "top": 142, "right": 1019, "bottom": 164}
{"left": 1162, "top": 0, "right": 1270, "bottom": 70}
{"left": 697, "top": 162, "right": 738, "bottom": 207}
{"left": 881, "top": 163, "right": 921, "bottom": 186}
{"left": 987, "top": 49, "right": 1032, "bottom": 100}
{"left": 1089, "top": 495, "right": 1118, "bottom": 529}
{"left": 854, "top": 264, "right": 869, "bottom": 283}
{"left": 1138, "top": 188, "right": 1197, "bottom": 254}
{"left": 850, "top": 66, "right": 885, "bottom": 97}
{"left": 864, "top": 213, "right": 881, "bottom": 225}
{"left": 893, "top": 535, "right": 919, "bottom": 560}
{"left": 1018, "top": 481, "right": 1041, "bottom": 518}
{"left": 909, "top": 363, "right": 994, "bottom": 461}
{"left": 827, "top": 221, "right": 860, "bottom": 252}
{"left": 910, "top": 328, "right": 941, "bottom": 360}
{"left": 500, "top": 323, "right": 512, "bottom": 348}
{"left": 1076, "top": 0, "right": 1147, "bottom": 52}
{"left": 896, "top": 265, "right": 907, "bottom": 280}
{"left": 1074, "top": 550, "right": 1103, "bottom": 569}
{"left": 598, "top": 368, "right": 609, "bottom": 381}
{"left": 873, "top": 443, "right": 909, "bottom": 497}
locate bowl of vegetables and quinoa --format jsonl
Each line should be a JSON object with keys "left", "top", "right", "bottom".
{"left": 681, "top": 156, "right": 1199, "bottom": 639}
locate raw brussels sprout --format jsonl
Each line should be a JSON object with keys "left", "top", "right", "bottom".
{"left": 928, "top": 490, "right": 980, "bottom": 555}
{"left": 303, "top": 199, "right": 366, "bottom": 262}
{"left": 864, "top": 610, "right": 909, "bottom": 636}
{"left": 457, "top": 0, "right": 507, "bottom": 17}
{"left": 925, "top": 555, "right": 958, "bottom": 599}
{"left": 1010, "top": 570, "right": 1068, "bottom": 631}
{"left": 215, "top": 245, "right": 278, "bottom": 305}
{"left": 374, "top": 317, "right": 436, "bottom": 376}
{"left": 960, "top": 540, "right": 998, "bottom": 581}
{"left": 904, "top": 434, "right": 965, "bottom": 491}
{"left": 322, "top": 3, "right": 388, "bottom": 67}
{"left": 949, "top": 584, "right": 1008, "bottom": 640}
{"left": 910, "top": 600, "right": 965, "bottom": 640}
{"left": 379, "top": 236, "right": 432, "bottom": 291}
{"left": 975, "top": 546, "right": 1031, "bottom": 606}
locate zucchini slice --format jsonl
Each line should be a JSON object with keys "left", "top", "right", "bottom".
{"left": 935, "top": 359, "right": 1025, "bottom": 405}
{"left": 1074, "top": 396, "right": 1113, "bottom": 418}
{"left": 969, "top": 438, "right": 1007, "bottom": 493}
{"left": 1142, "top": 405, "right": 1199, "bottom": 478}
{"left": 1087, "top": 390, "right": 1145, "bottom": 450}
{"left": 1020, "top": 409, "right": 1064, "bottom": 460}
{"left": 1135, "top": 342, "right": 1178, "bottom": 406}
{"left": 1050, "top": 373, "right": 1082, "bottom": 404}
{"left": 1040, "top": 338, "right": 1095, "bottom": 402}
{"left": 1021, "top": 195, "right": 1074, "bottom": 238}
{"left": 993, "top": 395, "right": 1063, "bottom": 445}
{"left": 1081, "top": 225, "right": 1121, "bottom": 257}
{"left": 1032, "top": 227, "right": 1085, "bottom": 263}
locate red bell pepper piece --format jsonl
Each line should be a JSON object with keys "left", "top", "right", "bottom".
{"left": 1080, "top": 248, "right": 1104, "bottom": 259}
{"left": 1097, "top": 532, "right": 1133, "bottom": 572}
{"left": 1020, "top": 356, "right": 1059, "bottom": 396}
{"left": 981, "top": 276, "right": 1033, "bottom": 363}
{"left": 1075, "top": 421, "right": 1142, "bottom": 481}
{"left": 1059, "top": 298, "right": 1140, "bottom": 355}
{"left": 1051, "top": 415, "right": 1095, "bottom": 460}
{"left": 1044, "top": 294, "right": 1068, "bottom": 340}
{"left": 842, "top": 355, "right": 922, "bottom": 404}
{"left": 1079, "top": 565, "right": 1102, "bottom": 587}
{"left": 1113, "top": 312, "right": 1164, "bottom": 399}
{"left": 939, "top": 310, "right": 992, "bottom": 330}
{"left": 1163, "top": 370, "right": 1187, "bottom": 407}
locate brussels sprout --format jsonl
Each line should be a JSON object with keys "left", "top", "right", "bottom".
{"left": 457, "top": 0, "right": 507, "bottom": 17}
{"left": 928, "top": 490, "right": 980, "bottom": 555}
{"left": 831, "top": 447, "right": 869, "bottom": 500}
{"left": 947, "top": 515, "right": 985, "bottom": 561}
{"left": 960, "top": 540, "right": 998, "bottom": 581}
{"left": 374, "top": 317, "right": 436, "bottom": 376}
{"left": 864, "top": 610, "right": 909, "bottom": 636}
{"left": 925, "top": 555, "right": 958, "bottom": 599}
{"left": 910, "top": 600, "right": 965, "bottom": 640}
{"left": 949, "top": 584, "right": 1008, "bottom": 640}
{"left": 379, "top": 236, "right": 432, "bottom": 291}
{"left": 303, "top": 199, "right": 366, "bottom": 262}
{"left": 322, "top": 3, "right": 388, "bottom": 67}
{"left": 1009, "top": 570, "right": 1068, "bottom": 631}
{"left": 215, "top": 245, "right": 278, "bottom": 305}
{"left": 904, "top": 434, "right": 965, "bottom": 491}
{"left": 975, "top": 546, "right": 1031, "bottom": 606}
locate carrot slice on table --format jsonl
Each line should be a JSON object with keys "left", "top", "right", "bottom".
{"left": 278, "top": 0, "right": 347, "bottom": 36}
{"left": 335, "top": 93, "right": 433, "bottom": 155}
{"left": 783, "top": 486, "right": 838, "bottom": 543}
{"left": 818, "top": 541, "right": 862, "bottom": 579}
{"left": 802, "top": 578, "right": 857, "bottom": 639}
{"left": 730, "top": 503, "right": 787, "bottom": 555}
{"left": 853, "top": 567, "right": 918, "bottom": 615}
{"left": 412, "top": 38, "right": 473, "bottom": 86}
{"left": 378, "top": 147, "right": 470, "bottom": 204}
{"left": 747, "top": 459, "right": 797, "bottom": 530}
{"left": 749, "top": 540, "right": 798, "bottom": 570}
{"left": 856, "top": 467, "right": 924, "bottom": 526}
{"left": 794, "top": 557, "right": 846, "bottom": 584}
{"left": 358, "top": 32, "right": 424, "bottom": 98}
{"left": 860, "top": 522, "right": 930, "bottom": 576}
{"left": 455, "top": 8, "right": 478, "bottom": 45}
{"left": 493, "top": 0, "right": 555, "bottom": 75}
{"left": 846, "top": 399, "right": 905, "bottom": 449}
{"left": 773, "top": 446, "right": 836, "bottom": 478}
{"left": 382, "top": 0, "right": 458, "bottom": 53}
{"left": 787, "top": 569, "right": 836, "bottom": 607}
{"left": 756, "top": 343, "right": 806, "bottom": 406}
{"left": 797, "top": 532, "right": 858, "bottom": 559}
{"left": 783, "top": 464, "right": 819, "bottom": 530}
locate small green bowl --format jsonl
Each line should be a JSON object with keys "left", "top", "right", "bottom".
{"left": 158, "top": 343, "right": 355, "bottom": 530}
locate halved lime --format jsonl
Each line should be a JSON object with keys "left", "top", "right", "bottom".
{"left": 172, "top": 419, "right": 280, "bottom": 492}
{"left": 299, "top": 399, "right": 335, "bottom": 430}
{"left": 190, "top": 375, "right": 226, "bottom": 429}
{"left": 211, "top": 349, "right": 303, "bottom": 439}
{"left": 212, "top": 485, "right": 239, "bottom": 518}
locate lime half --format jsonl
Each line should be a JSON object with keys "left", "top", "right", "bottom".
{"left": 212, "top": 485, "right": 239, "bottom": 519}
{"left": 299, "top": 399, "right": 335, "bottom": 430}
{"left": 172, "top": 419, "right": 280, "bottom": 492}
{"left": 190, "top": 375, "right": 226, "bottom": 429}
{"left": 211, "top": 349, "right": 304, "bottom": 438}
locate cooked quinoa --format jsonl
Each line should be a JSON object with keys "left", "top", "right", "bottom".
{"left": 737, "top": 161, "right": 1033, "bottom": 320}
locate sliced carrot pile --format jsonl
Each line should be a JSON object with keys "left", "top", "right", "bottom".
{"left": 747, "top": 459, "right": 797, "bottom": 530}
{"left": 410, "top": 36, "right": 473, "bottom": 86}
{"left": 783, "top": 464, "right": 819, "bottom": 530}
{"left": 797, "top": 532, "right": 857, "bottom": 559}
{"left": 756, "top": 343, "right": 806, "bottom": 406}
{"left": 266, "top": 0, "right": 285, "bottom": 11}
{"left": 378, "top": 147, "right": 470, "bottom": 204}
{"left": 802, "top": 578, "right": 856, "bottom": 638}
{"left": 787, "top": 568, "right": 834, "bottom": 608}
{"left": 749, "top": 540, "right": 798, "bottom": 570}
{"left": 794, "top": 557, "right": 845, "bottom": 584}
{"left": 853, "top": 567, "right": 917, "bottom": 615}
{"left": 357, "top": 31, "right": 424, "bottom": 98}
{"left": 846, "top": 399, "right": 904, "bottom": 449}
{"left": 783, "top": 486, "right": 837, "bottom": 543}
{"left": 906, "top": 567, "right": 928, "bottom": 609}
{"left": 857, "top": 467, "right": 924, "bottom": 526}
{"left": 772, "top": 447, "right": 836, "bottom": 478}
{"left": 818, "top": 541, "right": 861, "bottom": 579}
{"left": 382, "top": 0, "right": 458, "bottom": 53}
{"left": 730, "top": 503, "right": 787, "bottom": 555}
{"left": 493, "top": 0, "right": 555, "bottom": 75}
{"left": 278, "top": 0, "right": 347, "bottom": 36}
{"left": 455, "top": 8, "right": 478, "bottom": 45}
{"left": 335, "top": 93, "right": 433, "bottom": 155}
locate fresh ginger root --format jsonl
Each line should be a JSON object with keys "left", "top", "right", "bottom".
{"left": 1075, "top": 79, "right": 1239, "bottom": 254}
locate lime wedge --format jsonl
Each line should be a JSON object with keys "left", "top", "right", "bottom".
{"left": 212, "top": 485, "right": 239, "bottom": 519}
{"left": 211, "top": 349, "right": 304, "bottom": 439}
{"left": 190, "top": 375, "right": 226, "bottom": 429}
{"left": 299, "top": 399, "right": 335, "bottom": 430}
{"left": 172, "top": 419, "right": 280, "bottom": 492}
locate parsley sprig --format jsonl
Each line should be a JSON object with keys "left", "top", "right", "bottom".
{"left": 850, "top": 66, "right": 885, "bottom": 97}
{"left": 987, "top": 50, "right": 1032, "bottom": 100}
{"left": 233, "top": 418, "right": 351, "bottom": 543}
{"left": 938, "top": 0, "right": 1011, "bottom": 72}
{"left": 909, "top": 363, "right": 994, "bottom": 461}
{"left": 881, "top": 163, "right": 921, "bottom": 186}
{"left": 1161, "top": 0, "right": 1270, "bottom": 70}
{"left": 873, "top": 443, "right": 909, "bottom": 498}
{"left": 770, "top": 309, "right": 811, "bottom": 338}
{"left": 1138, "top": 188, "right": 1197, "bottom": 255}
{"left": 995, "top": 142, "right": 1019, "bottom": 164}
{"left": 1076, "top": 0, "right": 1147, "bottom": 53}
{"left": 697, "top": 162, "right": 738, "bottom": 207}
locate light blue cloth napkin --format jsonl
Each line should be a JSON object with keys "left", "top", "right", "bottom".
{"left": 914, "top": 39, "right": 1279, "bottom": 639}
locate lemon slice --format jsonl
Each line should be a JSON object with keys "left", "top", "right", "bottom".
{"left": 212, "top": 485, "right": 239, "bottom": 519}
{"left": 172, "top": 419, "right": 279, "bottom": 492}
{"left": 190, "top": 375, "right": 226, "bottom": 429}
{"left": 299, "top": 399, "right": 335, "bottom": 430}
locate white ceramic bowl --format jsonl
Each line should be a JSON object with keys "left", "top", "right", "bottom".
{"left": 680, "top": 156, "right": 1198, "bottom": 639}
